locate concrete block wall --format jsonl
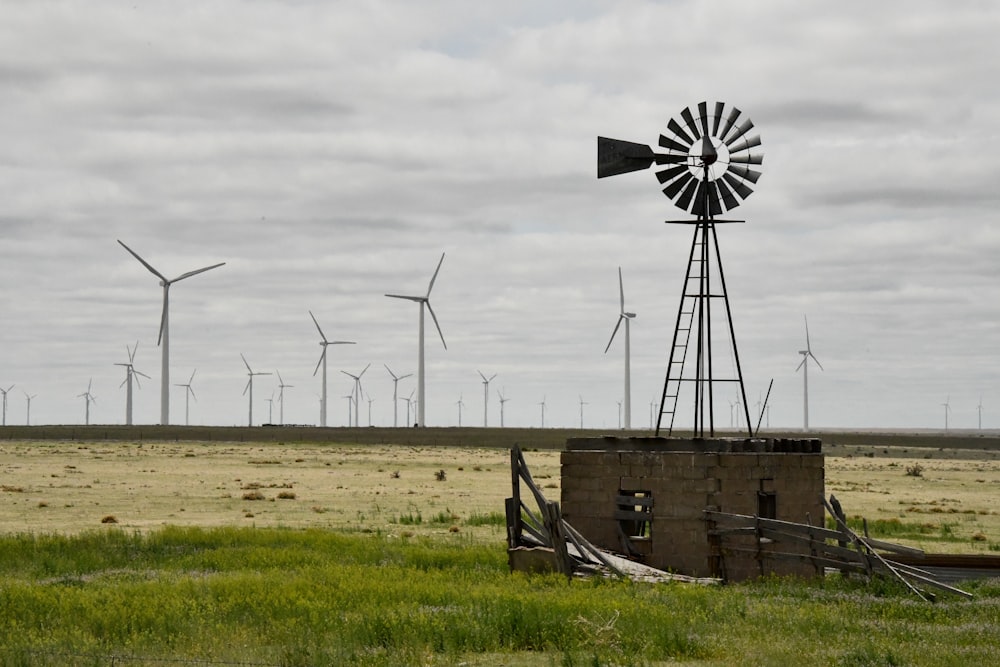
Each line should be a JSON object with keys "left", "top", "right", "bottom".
{"left": 561, "top": 437, "right": 824, "bottom": 581}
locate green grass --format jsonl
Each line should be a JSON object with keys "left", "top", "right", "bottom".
{"left": 830, "top": 515, "right": 967, "bottom": 543}
{"left": 0, "top": 527, "right": 998, "bottom": 666}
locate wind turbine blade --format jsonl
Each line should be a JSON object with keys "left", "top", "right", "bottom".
{"left": 604, "top": 315, "right": 624, "bottom": 353}
{"left": 618, "top": 267, "right": 625, "bottom": 311}
{"left": 157, "top": 287, "right": 169, "bottom": 346}
{"left": 309, "top": 310, "right": 328, "bottom": 342}
{"left": 384, "top": 364, "right": 397, "bottom": 380}
{"left": 478, "top": 370, "right": 487, "bottom": 382}
{"left": 241, "top": 353, "right": 252, "bottom": 373}
{"left": 340, "top": 370, "right": 354, "bottom": 379}
{"left": 189, "top": 369, "right": 196, "bottom": 383}
{"left": 313, "top": 348, "right": 325, "bottom": 377}
{"left": 136, "top": 371, "right": 151, "bottom": 380}
{"left": 118, "top": 240, "right": 168, "bottom": 282}
{"left": 172, "top": 262, "right": 226, "bottom": 283}
{"left": 426, "top": 252, "right": 445, "bottom": 297}
{"left": 359, "top": 363, "right": 371, "bottom": 378}
{"left": 804, "top": 315, "right": 811, "bottom": 351}
{"left": 276, "top": 370, "right": 284, "bottom": 385}
{"left": 489, "top": 374, "right": 497, "bottom": 382}
{"left": 809, "top": 352, "right": 824, "bottom": 371}
{"left": 795, "top": 356, "right": 806, "bottom": 372}
{"left": 385, "top": 293, "right": 423, "bottom": 302}
{"left": 400, "top": 373, "right": 413, "bottom": 380}
{"left": 243, "top": 379, "right": 251, "bottom": 395}
{"left": 190, "top": 387, "right": 197, "bottom": 401}
{"left": 426, "top": 302, "right": 447, "bottom": 350}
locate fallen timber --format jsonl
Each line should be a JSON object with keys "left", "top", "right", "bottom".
{"left": 507, "top": 445, "right": 972, "bottom": 600}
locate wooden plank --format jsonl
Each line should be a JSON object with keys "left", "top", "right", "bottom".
{"left": 705, "top": 510, "right": 844, "bottom": 542}
{"left": 614, "top": 509, "right": 652, "bottom": 522}
{"left": 615, "top": 495, "right": 654, "bottom": 507}
{"left": 562, "top": 520, "right": 625, "bottom": 578}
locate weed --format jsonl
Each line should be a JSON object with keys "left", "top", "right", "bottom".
{"left": 100, "top": 515, "right": 117, "bottom": 524}
{"left": 435, "top": 469, "right": 447, "bottom": 481}
{"left": 905, "top": 463, "right": 925, "bottom": 477}
{"left": 276, "top": 491, "right": 296, "bottom": 500}
{"left": 242, "top": 490, "right": 266, "bottom": 501}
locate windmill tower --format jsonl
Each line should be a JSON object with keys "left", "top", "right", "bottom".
{"left": 539, "top": 396, "right": 546, "bottom": 429}
{"left": 598, "top": 101, "right": 763, "bottom": 437}
{"left": 456, "top": 394, "right": 464, "bottom": 426}
{"left": 605, "top": 267, "right": 636, "bottom": 429}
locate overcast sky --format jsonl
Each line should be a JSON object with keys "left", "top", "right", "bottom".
{"left": 1, "top": 1, "right": 998, "bottom": 431}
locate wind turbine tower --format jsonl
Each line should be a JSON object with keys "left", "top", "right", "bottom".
{"left": 456, "top": 394, "right": 464, "bottom": 426}
{"left": 539, "top": 396, "right": 546, "bottom": 429}
{"left": 24, "top": 391, "right": 36, "bottom": 425}
{"left": 118, "top": 240, "right": 224, "bottom": 425}
{"left": 78, "top": 379, "right": 96, "bottom": 425}
{"left": 498, "top": 388, "right": 510, "bottom": 427}
{"left": 579, "top": 396, "right": 588, "bottom": 429}
{"left": 978, "top": 396, "right": 984, "bottom": 430}
{"left": 478, "top": 371, "right": 496, "bottom": 427}
{"left": 604, "top": 267, "right": 636, "bottom": 429}
{"left": 341, "top": 364, "right": 370, "bottom": 428}
{"left": 796, "top": 316, "right": 823, "bottom": 431}
{"left": 384, "top": 365, "right": 412, "bottom": 428}
{"left": 1, "top": 384, "right": 14, "bottom": 427}
{"left": 241, "top": 354, "right": 272, "bottom": 427}
{"left": 116, "top": 342, "right": 149, "bottom": 426}
{"left": 175, "top": 369, "right": 197, "bottom": 426}
{"left": 276, "top": 370, "right": 293, "bottom": 425}
{"left": 309, "top": 311, "right": 355, "bottom": 428}
{"left": 385, "top": 253, "right": 447, "bottom": 427}
{"left": 942, "top": 396, "right": 951, "bottom": 431}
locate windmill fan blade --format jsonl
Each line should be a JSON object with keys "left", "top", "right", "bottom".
{"left": 680, "top": 106, "right": 701, "bottom": 140}
{"left": 653, "top": 154, "right": 688, "bottom": 165}
{"left": 666, "top": 118, "right": 694, "bottom": 146}
{"left": 657, "top": 134, "right": 689, "bottom": 154}
{"left": 722, "top": 172, "right": 755, "bottom": 199}
{"left": 605, "top": 316, "right": 624, "bottom": 353}
{"left": 707, "top": 181, "right": 723, "bottom": 216}
{"left": 715, "top": 177, "right": 740, "bottom": 210}
{"left": 697, "top": 101, "right": 710, "bottom": 136}
{"left": 724, "top": 118, "right": 755, "bottom": 147}
{"left": 426, "top": 302, "right": 447, "bottom": 350}
{"left": 728, "top": 153, "right": 764, "bottom": 165}
{"left": 676, "top": 178, "right": 699, "bottom": 211}
{"left": 729, "top": 134, "right": 762, "bottom": 153}
{"left": 662, "top": 171, "right": 694, "bottom": 199}
{"left": 711, "top": 101, "right": 725, "bottom": 135}
{"left": 728, "top": 164, "right": 762, "bottom": 184}
{"left": 718, "top": 106, "right": 742, "bottom": 143}
{"left": 597, "top": 136, "right": 655, "bottom": 178}
{"left": 655, "top": 164, "right": 688, "bottom": 185}
{"left": 693, "top": 180, "right": 710, "bottom": 216}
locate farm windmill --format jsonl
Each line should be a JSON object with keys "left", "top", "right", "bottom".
{"left": 604, "top": 266, "right": 636, "bottom": 430}
{"left": 118, "top": 240, "right": 225, "bottom": 425}
{"left": 598, "top": 101, "right": 762, "bottom": 436}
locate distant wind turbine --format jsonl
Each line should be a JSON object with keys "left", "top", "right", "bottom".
{"left": 175, "top": 369, "right": 197, "bottom": 426}
{"left": 539, "top": 396, "right": 546, "bottom": 429}
{"left": 78, "top": 379, "right": 96, "bottom": 425}
{"left": 579, "top": 395, "right": 588, "bottom": 429}
{"left": 456, "top": 394, "right": 464, "bottom": 427}
{"left": 367, "top": 396, "right": 375, "bottom": 427}
{"left": 478, "top": 371, "right": 496, "bottom": 427}
{"left": 617, "top": 400, "right": 622, "bottom": 429}
{"left": 404, "top": 390, "right": 415, "bottom": 427}
{"left": 341, "top": 364, "right": 370, "bottom": 428}
{"left": 241, "top": 354, "right": 271, "bottom": 427}
{"left": 386, "top": 252, "right": 447, "bottom": 427}
{"left": 276, "top": 370, "right": 293, "bottom": 425}
{"left": 343, "top": 393, "right": 354, "bottom": 426}
{"left": 604, "top": 267, "right": 636, "bottom": 429}
{"left": 1, "top": 384, "right": 14, "bottom": 427}
{"left": 309, "top": 311, "right": 355, "bottom": 428}
{"left": 116, "top": 341, "right": 149, "bottom": 426}
{"left": 978, "top": 396, "right": 984, "bottom": 430}
{"left": 498, "top": 388, "right": 510, "bottom": 428}
{"left": 118, "top": 240, "right": 225, "bottom": 425}
{"left": 266, "top": 391, "right": 275, "bottom": 424}
{"left": 796, "top": 316, "right": 823, "bottom": 431}
{"left": 942, "top": 396, "right": 951, "bottom": 431}
{"left": 385, "top": 365, "right": 413, "bottom": 428}
{"left": 24, "top": 391, "right": 37, "bottom": 426}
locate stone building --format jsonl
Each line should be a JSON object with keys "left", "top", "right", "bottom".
{"left": 560, "top": 436, "right": 824, "bottom": 581}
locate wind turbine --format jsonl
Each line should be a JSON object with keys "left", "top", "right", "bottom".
{"left": 404, "top": 390, "right": 415, "bottom": 427}
{"left": 498, "top": 388, "right": 510, "bottom": 428}
{"left": 539, "top": 396, "right": 546, "bottom": 429}
{"left": 118, "top": 240, "right": 225, "bottom": 425}
{"left": 276, "top": 370, "right": 293, "bottom": 425}
{"left": 579, "top": 396, "right": 588, "bottom": 429}
{"left": 478, "top": 371, "right": 496, "bottom": 427}
{"left": 978, "top": 396, "right": 984, "bottom": 430}
{"left": 1, "top": 384, "right": 14, "bottom": 426}
{"left": 617, "top": 400, "right": 622, "bottom": 429}
{"left": 343, "top": 393, "right": 354, "bottom": 426}
{"left": 241, "top": 354, "right": 271, "bottom": 427}
{"left": 795, "top": 316, "right": 823, "bottom": 431}
{"left": 78, "top": 379, "right": 96, "bottom": 425}
{"left": 385, "top": 252, "right": 447, "bottom": 427}
{"left": 942, "top": 396, "right": 951, "bottom": 431}
{"left": 309, "top": 311, "right": 355, "bottom": 428}
{"left": 116, "top": 341, "right": 149, "bottom": 426}
{"left": 266, "top": 391, "right": 275, "bottom": 424}
{"left": 604, "top": 267, "right": 636, "bottom": 429}
{"left": 384, "top": 365, "right": 413, "bottom": 428}
{"left": 24, "top": 391, "right": 36, "bottom": 425}
{"left": 367, "top": 396, "right": 375, "bottom": 426}
{"left": 175, "top": 369, "right": 197, "bottom": 426}
{"left": 456, "top": 394, "right": 464, "bottom": 427}
{"left": 341, "top": 364, "right": 370, "bottom": 428}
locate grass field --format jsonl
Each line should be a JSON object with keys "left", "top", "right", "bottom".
{"left": 1, "top": 427, "right": 999, "bottom": 665}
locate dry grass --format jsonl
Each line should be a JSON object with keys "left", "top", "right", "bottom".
{"left": 0, "top": 436, "right": 998, "bottom": 552}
